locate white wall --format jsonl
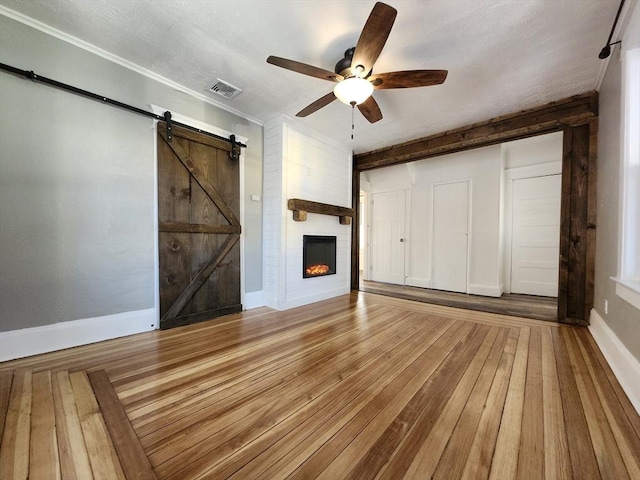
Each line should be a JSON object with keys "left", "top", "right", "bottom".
{"left": 366, "top": 145, "right": 503, "bottom": 296}
{"left": 364, "top": 133, "right": 563, "bottom": 297}
{"left": 502, "top": 132, "right": 563, "bottom": 169}
{"left": 593, "top": 0, "right": 640, "bottom": 363}
{"left": 263, "top": 116, "right": 352, "bottom": 310}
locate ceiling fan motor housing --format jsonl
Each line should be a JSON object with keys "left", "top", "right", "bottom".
{"left": 335, "top": 48, "right": 356, "bottom": 76}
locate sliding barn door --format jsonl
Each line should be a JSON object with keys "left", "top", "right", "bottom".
{"left": 157, "top": 124, "right": 241, "bottom": 329}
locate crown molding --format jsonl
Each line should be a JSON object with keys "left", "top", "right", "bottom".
{"left": 0, "top": 6, "right": 264, "bottom": 126}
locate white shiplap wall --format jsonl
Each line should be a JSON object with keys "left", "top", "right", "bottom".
{"left": 263, "top": 116, "right": 352, "bottom": 310}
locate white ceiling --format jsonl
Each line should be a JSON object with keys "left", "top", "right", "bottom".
{"left": 0, "top": 0, "right": 620, "bottom": 153}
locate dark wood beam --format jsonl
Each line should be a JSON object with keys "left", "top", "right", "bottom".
{"left": 287, "top": 199, "right": 354, "bottom": 224}
{"left": 351, "top": 170, "right": 360, "bottom": 291}
{"left": 557, "top": 119, "right": 598, "bottom": 325}
{"left": 354, "top": 91, "right": 598, "bottom": 171}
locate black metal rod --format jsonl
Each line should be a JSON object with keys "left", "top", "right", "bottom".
{"left": 606, "top": 0, "right": 625, "bottom": 46}
{"left": 0, "top": 62, "right": 247, "bottom": 148}
{"left": 599, "top": 0, "right": 626, "bottom": 59}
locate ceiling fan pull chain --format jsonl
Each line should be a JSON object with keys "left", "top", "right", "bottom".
{"left": 351, "top": 102, "right": 355, "bottom": 140}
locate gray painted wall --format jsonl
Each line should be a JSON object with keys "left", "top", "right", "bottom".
{"left": 0, "top": 15, "right": 263, "bottom": 332}
{"left": 595, "top": 46, "right": 640, "bottom": 362}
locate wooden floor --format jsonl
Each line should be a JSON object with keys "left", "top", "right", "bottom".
{"left": 0, "top": 369, "right": 155, "bottom": 479}
{"left": 1, "top": 292, "right": 639, "bottom": 479}
{"left": 361, "top": 279, "right": 558, "bottom": 321}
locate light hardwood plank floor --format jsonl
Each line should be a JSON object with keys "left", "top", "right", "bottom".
{"left": 0, "top": 292, "right": 638, "bottom": 479}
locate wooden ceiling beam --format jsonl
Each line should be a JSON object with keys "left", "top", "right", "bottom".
{"left": 354, "top": 91, "right": 598, "bottom": 171}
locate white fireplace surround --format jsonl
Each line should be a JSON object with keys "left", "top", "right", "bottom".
{"left": 263, "top": 116, "right": 352, "bottom": 310}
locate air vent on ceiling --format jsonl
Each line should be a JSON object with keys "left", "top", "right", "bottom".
{"left": 209, "top": 78, "right": 243, "bottom": 99}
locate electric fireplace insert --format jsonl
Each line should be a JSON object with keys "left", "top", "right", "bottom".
{"left": 303, "top": 235, "right": 336, "bottom": 278}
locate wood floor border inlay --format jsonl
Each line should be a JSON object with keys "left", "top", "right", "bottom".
{"left": 89, "top": 370, "right": 157, "bottom": 480}
{"left": 0, "top": 369, "right": 156, "bottom": 480}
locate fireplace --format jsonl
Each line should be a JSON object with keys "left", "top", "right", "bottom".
{"left": 303, "top": 235, "right": 337, "bottom": 278}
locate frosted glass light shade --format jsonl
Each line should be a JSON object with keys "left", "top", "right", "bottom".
{"left": 333, "top": 77, "right": 374, "bottom": 105}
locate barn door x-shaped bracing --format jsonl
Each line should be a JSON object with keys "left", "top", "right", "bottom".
{"left": 157, "top": 124, "right": 241, "bottom": 329}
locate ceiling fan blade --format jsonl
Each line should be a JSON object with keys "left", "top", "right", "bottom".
{"left": 267, "top": 56, "right": 343, "bottom": 82}
{"left": 357, "top": 96, "right": 383, "bottom": 123}
{"left": 296, "top": 92, "right": 337, "bottom": 117}
{"left": 351, "top": 2, "right": 397, "bottom": 77}
{"left": 369, "top": 70, "right": 448, "bottom": 89}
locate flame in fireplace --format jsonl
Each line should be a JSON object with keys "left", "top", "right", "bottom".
{"left": 306, "top": 264, "right": 330, "bottom": 276}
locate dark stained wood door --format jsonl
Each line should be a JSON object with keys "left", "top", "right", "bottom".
{"left": 157, "top": 124, "right": 241, "bottom": 329}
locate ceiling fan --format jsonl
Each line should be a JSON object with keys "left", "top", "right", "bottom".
{"left": 266, "top": 2, "right": 448, "bottom": 124}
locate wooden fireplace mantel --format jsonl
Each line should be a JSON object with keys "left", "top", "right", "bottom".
{"left": 287, "top": 199, "right": 354, "bottom": 225}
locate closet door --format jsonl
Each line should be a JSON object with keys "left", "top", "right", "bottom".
{"left": 370, "top": 190, "right": 406, "bottom": 285}
{"left": 431, "top": 181, "right": 469, "bottom": 293}
{"left": 511, "top": 174, "right": 561, "bottom": 297}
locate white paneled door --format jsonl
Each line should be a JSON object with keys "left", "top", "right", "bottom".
{"left": 511, "top": 174, "right": 561, "bottom": 297}
{"left": 431, "top": 181, "right": 469, "bottom": 293}
{"left": 371, "top": 190, "right": 406, "bottom": 284}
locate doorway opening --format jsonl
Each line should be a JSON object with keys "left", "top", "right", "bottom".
{"left": 358, "top": 132, "right": 562, "bottom": 322}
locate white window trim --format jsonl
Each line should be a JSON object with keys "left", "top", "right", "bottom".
{"left": 615, "top": 47, "right": 640, "bottom": 310}
{"left": 612, "top": 277, "right": 640, "bottom": 310}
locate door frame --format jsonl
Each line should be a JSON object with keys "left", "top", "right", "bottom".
{"left": 429, "top": 179, "right": 471, "bottom": 293}
{"left": 351, "top": 94, "right": 598, "bottom": 325}
{"left": 359, "top": 181, "right": 371, "bottom": 281}
{"left": 503, "top": 161, "right": 562, "bottom": 294}
{"left": 152, "top": 106, "right": 248, "bottom": 329}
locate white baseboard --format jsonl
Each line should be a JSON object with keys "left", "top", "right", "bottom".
{"left": 244, "top": 290, "right": 265, "bottom": 310}
{"left": 589, "top": 308, "right": 640, "bottom": 414}
{"left": 468, "top": 283, "right": 504, "bottom": 298}
{"left": 0, "top": 308, "right": 157, "bottom": 362}
{"left": 405, "top": 277, "right": 431, "bottom": 288}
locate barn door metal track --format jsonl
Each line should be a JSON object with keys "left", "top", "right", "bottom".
{"left": 0, "top": 62, "right": 247, "bottom": 157}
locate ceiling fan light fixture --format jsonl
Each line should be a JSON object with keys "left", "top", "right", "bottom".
{"left": 333, "top": 77, "right": 374, "bottom": 105}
